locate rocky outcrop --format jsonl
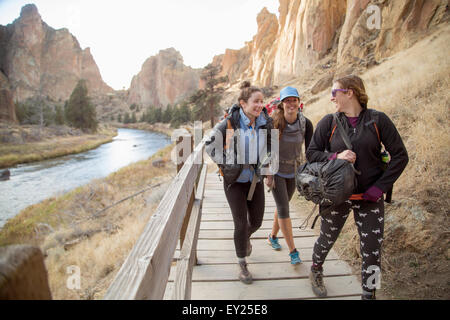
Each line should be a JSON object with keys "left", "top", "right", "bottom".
{"left": 213, "top": 0, "right": 448, "bottom": 88}
{"left": 247, "top": 8, "right": 279, "bottom": 86}
{"left": 0, "top": 4, "right": 112, "bottom": 104}
{"left": 0, "top": 71, "right": 17, "bottom": 123}
{"left": 273, "top": 0, "right": 347, "bottom": 84}
{"left": 212, "top": 47, "right": 251, "bottom": 85}
{"left": 211, "top": 7, "right": 278, "bottom": 87}
{"left": 128, "top": 48, "right": 200, "bottom": 107}
{"left": 337, "top": 0, "right": 449, "bottom": 71}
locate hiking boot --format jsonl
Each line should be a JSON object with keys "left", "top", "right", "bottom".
{"left": 246, "top": 239, "right": 252, "bottom": 257}
{"left": 310, "top": 266, "right": 327, "bottom": 297}
{"left": 238, "top": 261, "right": 253, "bottom": 284}
{"left": 361, "top": 290, "right": 376, "bottom": 300}
{"left": 268, "top": 234, "right": 282, "bottom": 250}
{"left": 289, "top": 249, "right": 302, "bottom": 265}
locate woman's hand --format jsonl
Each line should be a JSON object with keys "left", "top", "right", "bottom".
{"left": 337, "top": 150, "right": 356, "bottom": 164}
{"left": 265, "top": 175, "right": 275, "bottom": 189}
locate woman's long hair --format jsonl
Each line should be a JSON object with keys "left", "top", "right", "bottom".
{"left": 271, "top": 97, "right": 301, "bottom": 139}
{"left": 334, "top": 75, "right": 369, "bottom": 109}
{"left": 271, "top": 101, "right": 287, "bottom": 138}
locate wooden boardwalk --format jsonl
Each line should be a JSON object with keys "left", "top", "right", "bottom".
{"left": 165, "top": 171, "right": 362, "bottom": 300}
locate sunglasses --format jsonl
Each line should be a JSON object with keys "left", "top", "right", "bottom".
{"left": 331, "top": 89, "right": 348, "bottom": 97}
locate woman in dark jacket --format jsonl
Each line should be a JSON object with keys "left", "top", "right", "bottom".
{"left": 205, "top": 81, "right": 273, "bottom": 284}
{"left": 306, "top": 75, "right": 408, "bottom": 299}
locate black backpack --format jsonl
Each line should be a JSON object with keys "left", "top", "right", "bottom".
{"left": 296, "top": 112, "right": 359, "bottom": 229}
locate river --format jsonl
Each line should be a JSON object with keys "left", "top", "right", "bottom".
{"left": 0, "top": 128, "right": 172, "bottom": 228}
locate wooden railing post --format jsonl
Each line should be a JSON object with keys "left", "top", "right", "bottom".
{"left": 0, "top": 245, "right": 52, "bottom": 299}
{"left": 177, "top": 129, "right": 195, "bottom": 250}
{"left": 172, "top": 164, "right": 207, "bottom": 300}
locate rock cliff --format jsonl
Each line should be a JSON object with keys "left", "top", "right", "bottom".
{"left": 0, "top": 4, "right": 112, "bottom": 122}
{"left": 213, "top": 0, "right": 448, "bottom": 87}
{"left": 337, "top": 0, "right": 448, "bottom": 71}
{"left": 128, "top": 48, "right": 201, "bottom": 107}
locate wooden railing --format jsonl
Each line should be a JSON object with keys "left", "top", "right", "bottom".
{"left": 104, "top": 127, "right": 208, "bottom": 300}
{"left": 171, "top": 163, "right": 207, "bottom": 300}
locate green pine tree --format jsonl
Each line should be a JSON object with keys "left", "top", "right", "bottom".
{"left": 162, "top": 104, "right": 173, "bottom": 123}
{"left": 190, "top": 64, "right": 227, "bottom": 127}
{"left": 154, "top": 108, "right": 163, "bottom": 123}
{"left": 123, "top": 112, "right": 130, "bottom": 124}
{"left": 55, "top": 105, "right": 65, "bottom": 125}
{"left": 66, "top": 79, "right": 98, "bottom": 132}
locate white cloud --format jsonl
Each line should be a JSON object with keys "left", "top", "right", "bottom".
{"left": 0, "top": 0, "right": 279, "bottom": 90}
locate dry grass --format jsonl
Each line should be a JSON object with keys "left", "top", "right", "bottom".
{"left": 292, "top": 24, "right": 450, "bottom": 299}
{"left": 0, "top": 125, "right": 117, "bottom": 168}
{"left": 0, "top": 142, "right": 176, "bottom": 299}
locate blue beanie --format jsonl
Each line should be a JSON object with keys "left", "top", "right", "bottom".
{"left": 280, "top": 86, "right": 300, "bottom": 101}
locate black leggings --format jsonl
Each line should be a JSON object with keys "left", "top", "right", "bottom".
{"left": 313, "top": 199, "right": 384, "bottom": 292}
{"left": 224, "top": 181, "right": 265, "bottom": 258}
{"left": 271, "top": 175, "right": 296, "bottom": 219}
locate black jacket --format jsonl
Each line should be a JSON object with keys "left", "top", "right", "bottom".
{"left": 306, "top": 109, "right": 409, "bottom": 193}
{"left": 205, "top": 104, "right": 273, "bottom": 187}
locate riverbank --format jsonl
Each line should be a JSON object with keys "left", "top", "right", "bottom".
{"left": 115, "top": 122, "right": 173, "bottom": 137}
{"left": 0, "top": 124, "right": 118, "bottom": 169}
{"left": 0, "top": 140, "right": 176, "bottom": 299}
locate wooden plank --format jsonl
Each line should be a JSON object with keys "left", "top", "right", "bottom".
{"left": 199, "top": 228, "right": 316, "bottom": 239}
{"left": 203, "top": 199, "right": 277, "bottom": 207}
{"left": 196, "top": 237, "right": 317, "bottom": 251}
{"left": 199, "top": 219, "right": 302, "bottom": 230}
{"left": 166, "top": 275, "right": 361, "bottom": 300}
{"left": 193, "top": 248, "right": 339, "bottom": 264}
{"left": 201, "top": 212, "right": 275, "bottom": 221}
{"left": 104, "top": 142, "right": 204, "bottom": 300}
{"left": 203, "top": 189, "right": 226, "bottom": 193}
{"left": 172, "top": 164, "right": 208, "bottom": 300}
{"left": 201, "top": 207, "right": 279, "bottom": 214}
{"left": 311, "top": 295, "right": 362, "bottom": 300}
{"left": 202, "top": 202, "right": 277, "bottom": 208}
{"left": 168, "top": 260, "right": 354, "bottom": 282}
{"left": 164, "top": 282, "right": 361, "bottom": 300}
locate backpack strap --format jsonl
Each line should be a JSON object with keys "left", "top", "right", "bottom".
{"left": 219, "top": 118, "right": 234, "bottom": 177}
{"left": 224, "top": 118, "right": 234, "bottom": 150}
{"left": 364, "top": 109, "right": 381, "bottom": 144}
{"left": 329, "top": 110, "right": 381, "bottom": 145}
{"left": 329, "top": 124, "right": 337, "bottom": 143}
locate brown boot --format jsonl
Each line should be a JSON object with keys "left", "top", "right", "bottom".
{"left": 361, "top": 290, "right": 376, "bottom": 300}
{"left": 310, "top": 265, "right": 327, "bottom": 297}
{"left": 238, "top": 260, "right": 253, "bottom": 284}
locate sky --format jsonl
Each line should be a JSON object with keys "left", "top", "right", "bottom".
{"left": 0, "top": 0, "right": 280, "bottom": 90}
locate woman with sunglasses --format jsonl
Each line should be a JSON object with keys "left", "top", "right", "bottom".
{"left": 306, "top": 75, "right": 408, "bottom": 299}
{"left": 266, "top": 87, "right": 313, "bottom": 266}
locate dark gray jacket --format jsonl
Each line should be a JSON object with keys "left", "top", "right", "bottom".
{"left": 205, "top": 104, "right": 273, "bottom": 188}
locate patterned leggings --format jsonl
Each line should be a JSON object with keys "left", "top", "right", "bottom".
{"left": 312, "top": 199, "right": 384, "bottom": 292}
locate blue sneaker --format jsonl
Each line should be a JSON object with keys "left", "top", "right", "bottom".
{"left": 268, "top": 234, "right": 282, "bottom": 250}
{"left": 289, "top": 249, "right": 302, "bottom": 265}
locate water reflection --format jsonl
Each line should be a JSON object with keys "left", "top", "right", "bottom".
{"left": 0, "top": 128, "right": 171, "bottom": 228}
